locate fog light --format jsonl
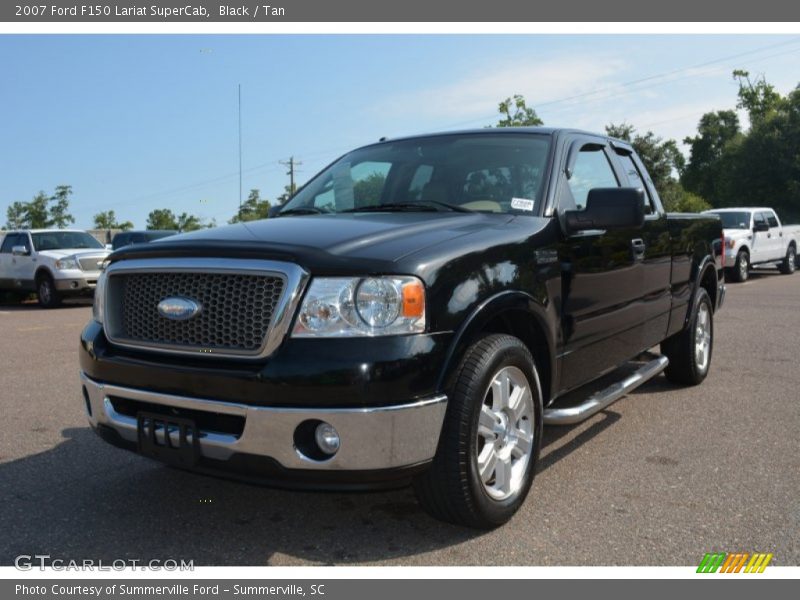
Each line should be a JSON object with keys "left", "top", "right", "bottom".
{"left": 314, "top": 422, "right": 340, "bottom": 455}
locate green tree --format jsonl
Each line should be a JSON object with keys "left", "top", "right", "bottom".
{"left": 49, "top": 185, "right": 75, "bottom": 228}
{"left": 718, "top": 84, "right": 800, "bottom": 221}
{"left": 681, "top": 110, "right": 742, "bottom": 204}
{"left": 733, "top": 69, "right": 784, "bottom": 126}
{"left": 495, "top": 94, "right": 543, "bottom": 127}
{"left": 659, "top": 182, "right": 711, "bottom": 213}
{"left": 5, "top": 202, "right": 27, "bottom": 229}
{"left": 229, "top": 189, "right": 272, "bottom": 223}
{"left": 146, "top": 209, "right": 179, "bottom": 230}
{"left": 605, "top": 123, "right": 685, "bottom": 192}
{"left": 176, "top": 212, "right": 204, "bottom": 232}
{"left": 93, "top": 210, "right": 133, "bottom": 231}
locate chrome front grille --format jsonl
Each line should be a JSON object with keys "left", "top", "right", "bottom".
{"left": 120, "top": 272, "right": 284, "bottom": 352}
{"left": 78, "top": 255, "right": 105, "bottom": 271}
{"left": 103, "top": 258, "right": 308, "bottom": 359}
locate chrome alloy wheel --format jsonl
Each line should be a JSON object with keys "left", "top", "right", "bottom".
{"left": 788, "top": 247, "right": 796, "bottom": 273}
{"left": 694, "top": 303, "right": 712, "bottom": 372}
{"left": 39, "top": 279, "right": 52, "bottom": 304}
{"left": 739, "top": 254, "right": 748, "bottom": 280}
{"left": 476, "top": 366, "right": 534, "bottom": 501}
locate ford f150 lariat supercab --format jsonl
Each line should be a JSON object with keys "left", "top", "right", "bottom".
{"left": 80, "top": 128, "right": 725, "bottom": 528}
{"left": 0, "top": 229, "right": 110, "bottom": 307}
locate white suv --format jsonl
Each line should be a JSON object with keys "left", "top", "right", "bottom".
{"left": 0, "top": 229, "right": 110, "bottom": 307}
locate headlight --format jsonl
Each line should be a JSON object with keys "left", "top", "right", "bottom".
{"left": 93, "top": 271, "right": 107, "bottom": 324}
{"left": 292, "top": 276, "right": 425, "bottom": 338}
{"left": 55, "top": 257, "right": 80, "bottom": 270}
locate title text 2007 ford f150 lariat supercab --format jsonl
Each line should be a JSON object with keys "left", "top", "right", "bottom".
{"left": 80, "top": 128, "right": 725, "bottom": 528}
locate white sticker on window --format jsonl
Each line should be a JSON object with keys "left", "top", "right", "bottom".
{"left": 511, "top": 198, "right": 535, "bottom": 212}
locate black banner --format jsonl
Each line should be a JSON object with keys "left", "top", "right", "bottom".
{"left": 3, "top": 0, "right": 800, "bottom": 22}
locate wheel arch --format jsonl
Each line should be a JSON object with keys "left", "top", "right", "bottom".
{"left": 436, "top": 291, "right": 556, "bottom": 405}
{"left": 34, "top": 266, "right": 54, "bottom": 283}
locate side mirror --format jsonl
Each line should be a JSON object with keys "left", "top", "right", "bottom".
{"left": 753, "top": 221, "right": 769, "bottom": 232}
{"left": 268, "top": 204, "right": 284, "bottom": 218}
{"left": 11, "top": 245, "right": 30, "bottom": 257}
{"left": 564, "top": 188, "right": 645, "bottom": 233}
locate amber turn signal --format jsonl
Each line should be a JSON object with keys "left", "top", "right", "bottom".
{"left": 401, "top": 280, "right": 425, "bottom": 318}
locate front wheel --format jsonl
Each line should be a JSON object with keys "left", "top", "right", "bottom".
{"left": 413, "top": 334, "right": 542, "bottom": 529}
{"left": 36, "top": 274, "right": 62, "bottom": 308}
{"left": 726, "top": 250, "right": 749, "bottom": 283}
{"left": 779, "top": 245, "right": 796, "bottom": 275}
{"left": 661, "top": 287, "right": 713, "bottom": 386}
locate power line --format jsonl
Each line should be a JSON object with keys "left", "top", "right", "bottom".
{"left": 435, "top": 36, "right": 800, "bottom": 131}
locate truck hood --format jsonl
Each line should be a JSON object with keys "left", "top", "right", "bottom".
{"left": 133, "top": 212, "right": 517, "bottom": 266}
{"left": 720, "top": 228, "right": 752, "bottom": 240}
{"left": 37, "top": 248, "right": 110, "bottom": 260}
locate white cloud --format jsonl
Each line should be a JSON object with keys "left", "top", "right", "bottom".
{"left": 375, "top": 54, "right": 627, "bottom": 126}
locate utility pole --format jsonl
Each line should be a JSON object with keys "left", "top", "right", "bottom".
{"left": 279, "top": 156, "right": 302, "bottom": 200}
{"left": 238, "top": 83, "right": 243, "bottom": 210}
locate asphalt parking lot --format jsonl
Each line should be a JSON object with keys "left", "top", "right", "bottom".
{"left": 1, "top": 269, "right": 798, "bottom": 567}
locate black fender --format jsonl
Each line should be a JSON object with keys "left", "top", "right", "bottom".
{"left": 684, "top": 253, "right": 719, "bottom": 328}
{"left": 436, "top": 290, "right": 557, "bottom": 401}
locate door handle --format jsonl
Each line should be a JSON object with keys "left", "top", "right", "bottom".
{"left": 631, "top": 238, "right": 646, "bottom": 261}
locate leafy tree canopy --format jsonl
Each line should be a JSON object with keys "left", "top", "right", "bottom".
{"left": 93, "top": 210, "right": 133, "bottom": 231}
{"left": 495, "top": 95, "right": 543, "bottom": 127}
{"left": 229, "top": 189, "right": 271, "bottom": 224}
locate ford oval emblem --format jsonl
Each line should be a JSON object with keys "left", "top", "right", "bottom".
{"left": 157, "top": 296, "right": 201, "bottom": 321}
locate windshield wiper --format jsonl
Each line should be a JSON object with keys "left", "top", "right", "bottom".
{"left": 343, "top": 201, "right": 473, "bottom": 213}
{"left": 276, "top": 207, "right": 327, "bottom": 216}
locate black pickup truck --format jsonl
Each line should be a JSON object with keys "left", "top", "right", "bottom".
{"left": 80, "top": 128, "right": 725, "bottom": 528}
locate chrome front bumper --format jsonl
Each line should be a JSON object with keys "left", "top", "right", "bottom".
{"left": 80, "top": 372, "right": 447, "bottom": 471}
{"left": 55, "top": 275, "right": 99, "bottom": 292}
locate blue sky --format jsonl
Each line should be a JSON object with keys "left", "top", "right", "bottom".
{"left": 1, "top": 34, "right": 799, "bottom": 229}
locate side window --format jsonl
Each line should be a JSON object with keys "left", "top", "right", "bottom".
{"left": 567, "top": 147, "right": 619, "bottom": 210}
{"left": 766, "top": 212, "right": 779, "bottom": 228}
{"left": 616, "top": 152, "right": 655, "bottom": 214}
{"left": 753, "top": 212, "right": 767, "bottom": 229}
{"left": 0, "top": 234, "right": 18, "bottom": 253}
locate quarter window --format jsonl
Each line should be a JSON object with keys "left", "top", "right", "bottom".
{"left": 766, "top": 212, "right": 779, "bottom": 228}
{"left": 617, "top": 152, "right": 655, "bottom": 214}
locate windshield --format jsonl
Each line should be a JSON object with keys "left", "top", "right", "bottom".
{"left": 281, "top": 134, "right": 551, "bottom": 215}
{"left": 712, "top": 211, "right": 752, "bottom": 229}
{"left": 31, "top": 231, "right": 104, "bottom": 251}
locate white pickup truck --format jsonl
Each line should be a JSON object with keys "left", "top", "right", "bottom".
{"left": 0, "top": 229, "right": 110, "bottom": 307}
{"left": 704, "top": 207, "right": 800, "bottom": 282}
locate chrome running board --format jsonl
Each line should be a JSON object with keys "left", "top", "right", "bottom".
{"left": 543, "top": 354, "right": 669, "bottom": 426}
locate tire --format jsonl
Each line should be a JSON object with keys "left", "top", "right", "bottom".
{"left": 779, "top": 245, "right": 796, "bottom": 275}
{"left": 726, "top": 249, "right": 749, "bottom": 282}
{"left": 36, "top": 273, "right": 62, "bottom": 308}
{"left": 661, "top": 287, "right": 713, "bottom": 386}
{"left": 413, "top": 334, "right": 542, "bottom": 529}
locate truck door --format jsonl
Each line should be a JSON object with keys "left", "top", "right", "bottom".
{"left": 555, "top": 138, "right": 646, "bottom": 393}
{"left": 10, "top": 232, "right": 36, "bottom": 289}
{"left": 0, "top": 233, "right": 17, "bottom": 289}
{"left": 765, "top": 210, "right": 784, "bottom": 261}
{"left": 611, "top": 146, "right": 672, "bottom": 350}
{"left": 751, "top": 211, "right": 771, "bottom": 264}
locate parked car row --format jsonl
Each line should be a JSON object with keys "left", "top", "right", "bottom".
{"left": 0, "top": 228, "right": 176, "bottom": 307}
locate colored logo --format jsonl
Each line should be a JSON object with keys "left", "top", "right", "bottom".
{"left": 157, "top": 296, "right": 201, "bottom": 321}
{"left": 697, "top": 552, "right": 773, "bottom": 573}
